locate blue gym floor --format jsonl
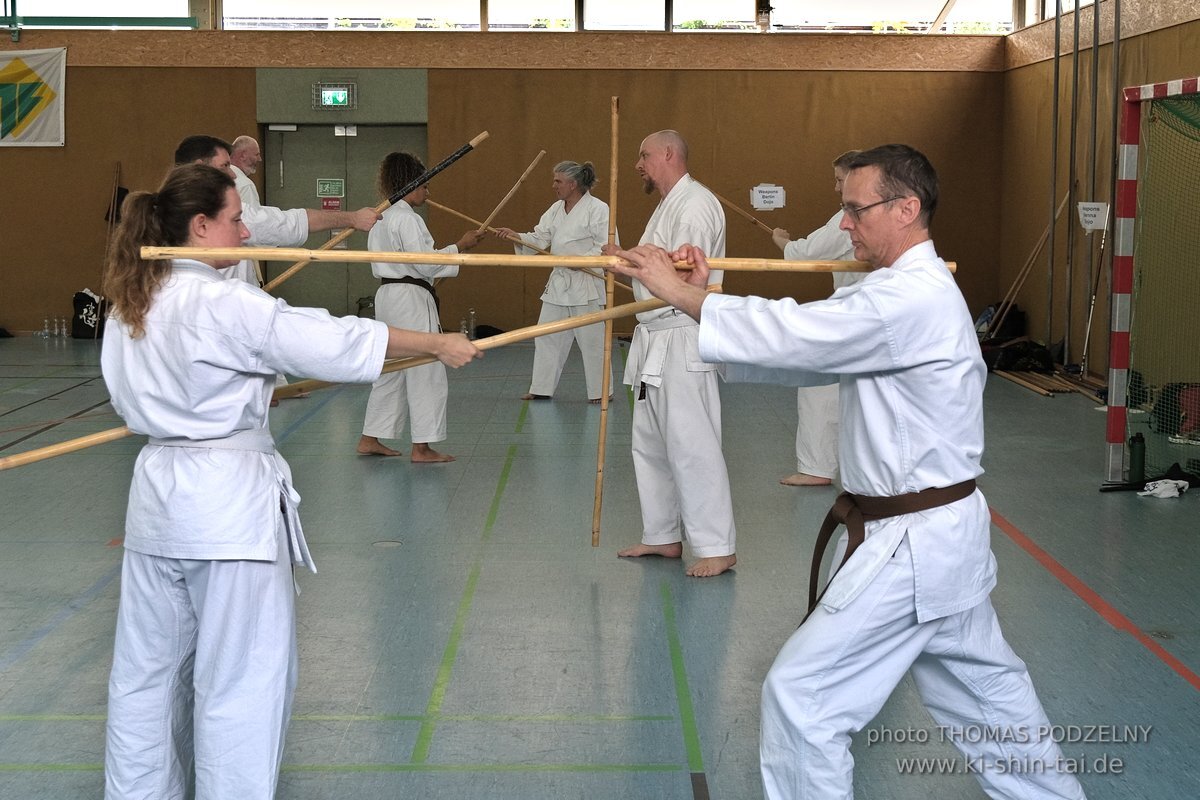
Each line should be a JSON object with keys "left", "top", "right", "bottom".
{"left": 1, "top": 335, "right": 1196, "bottom": 798}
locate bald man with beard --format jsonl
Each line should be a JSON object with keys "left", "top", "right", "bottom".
{"left": 603, "top": 130, "right": 736, "bottom": 578}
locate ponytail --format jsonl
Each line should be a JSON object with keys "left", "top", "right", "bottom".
{"left": 101, "top": 164, "right": 233, "bottom": 338}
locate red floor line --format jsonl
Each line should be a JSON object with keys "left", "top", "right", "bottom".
{"left": 990, "top": 508, "right": 1200, "bottom": 693}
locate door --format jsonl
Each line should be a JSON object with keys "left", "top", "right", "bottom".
{"left": 262, "top": 124, "right": 427, "bottom": 316}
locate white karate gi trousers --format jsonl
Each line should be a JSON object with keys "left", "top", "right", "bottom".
{"left": 632, "top": 337, "right": 736, "bottom": 558}
{"left": 527, "top": 300, "right": 611, "bottom": 400}
{"left": 105, "top": 528, "right": 297, "bottom": 800}
{"left": 760, "top": 536, "right": 1087, "bottom": 800}
{"left": 361, "top": 284, "right": 447, "bottom": 444}
{"left": 795, "top": 384, "right": 840, "bottom": 479}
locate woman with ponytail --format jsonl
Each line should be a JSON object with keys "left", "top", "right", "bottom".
{"left": 100, "top": 163, "right": 480, "bottom": 800}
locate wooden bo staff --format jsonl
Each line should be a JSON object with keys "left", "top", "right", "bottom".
{"left": 0, "top": 425, "right": 134, "bottom": 472}
{"left": 145, "top": 247, "right": 957, "bottom": 274}
{"left": 593, "top": 95, "right": 620, "bottom": 547}
{"left": 262, "top": 131, "right": 489, "bottom": 292}
{"left": 0, "top": 293, "right": 693, "bottom": 472}
{"left": 271, "top": 294, "right": 685, "bottom": 399}
{"left": 479, "top": 149, "right": 546, "bottom": 232}
{"left": 704, "top": 184, "right": 775, "bottom": 235}
{"left": 985, "top": 190, "right": 1070, "bottom": 341}
{"left": 425, "top": 200, "right": 550, "bottom": 255}
{"left": 428, "top": 199, "right": 629, "bottom": 292}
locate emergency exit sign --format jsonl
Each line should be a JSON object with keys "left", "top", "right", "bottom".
{"left": 321, "top": 88, "right": 349, "bottom": 107}
{"left": 317, "top": 179, "right": 345, "bottom": 197}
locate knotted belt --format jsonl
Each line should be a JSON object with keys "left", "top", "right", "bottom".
{"left": 382, "top": 275, "right": 440, "bottom": 312}
{"left": 804, "top": 479, "right": 977, "bottom": 620}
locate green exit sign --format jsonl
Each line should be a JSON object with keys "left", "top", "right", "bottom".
{"left": 317, "top": 179, "right": 345, "bottom": 197}
{"left": 313, "top": 81, "right": 357, "bottom": 110}
{"left": 321, "top": 88, "right": 349, "bottom": 107}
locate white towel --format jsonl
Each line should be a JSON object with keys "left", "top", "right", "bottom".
{"left": 1137, "top": 479, "right": 1190, "bottom": 498}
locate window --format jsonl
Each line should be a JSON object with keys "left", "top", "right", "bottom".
{"left": 223, "top": 0, "right": 480, "bottom": 30}
{"left": 583, "top": 0, "right": 667, "bottom": 31}
{"left": 769, "top": 0, "right": 1013, "bottom": 34}
{"left": 488, "top": 0, "right": 575, "bottom": 31}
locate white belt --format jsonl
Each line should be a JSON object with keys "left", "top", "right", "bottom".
{"left": 148, "top": 429, "right": 316, "bottom": 578}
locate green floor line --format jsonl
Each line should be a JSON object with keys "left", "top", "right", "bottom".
{"left": 410, "top": 443, "right": 518, "bottom": 764}
{"left": 0, "top": 714, "right": 105, "bottom": 721}
{"left": 515, "top": 397, "right": 530, "bottom": 432}
{"left": 660, "top": 581, "right": 705, "bottom": 773}
{"left": 0, "top": 764, "right": 102, "bottom": 772}
{"left": 282, "top": 762, "right": 682, "bottom": 774}
{"left": 0, "top": 762, "right": 683, "bottom": 774}
{"left": 0, "top": 712, "right": 673, "bottom": 724}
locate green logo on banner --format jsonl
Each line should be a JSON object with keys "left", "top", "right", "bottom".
{"left": 0, "top": 57, "right": 58, "bottom": 139}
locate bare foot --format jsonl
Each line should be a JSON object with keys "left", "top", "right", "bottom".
{"left": 411, "top": 443, "right": 455, "bottom": 463}
{"left": 780, "top": 472, "right": 833, "bottom": 487}
{"left": 269, "top": 399, "right": 280, "bottom": 408}
{"left": 357, "top": 435, "right": 403, "bottom": 457}
{"left": 521, "top": 393, "right": 551, "bottom": 401}
{"left": 686, "top": 554, "right": 737, "bottom": 577}
{"left": 617, "top": 542, "right": 683, "bottom": 559}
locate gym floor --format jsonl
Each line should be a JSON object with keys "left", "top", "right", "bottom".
{"left": 1, "top": 335, "right": 1196, "bottom": 799}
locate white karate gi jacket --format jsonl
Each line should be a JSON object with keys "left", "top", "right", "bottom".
{"left": 371, "top": 201, "right": 459, "bottom": 284}
{"left": 232, "top": 164, "right": 261, "bottom": 208}
{"left": 103, "top": 259, "right": 388, "bottom": 566}
{"left": 625, "top": 174, "right": 725, "bottom": 388}
{"left": 514, "top": 192, "right": 610, "bottom": 305}
{"left": 699, "top": 241, "right": 995, "bottom": 621}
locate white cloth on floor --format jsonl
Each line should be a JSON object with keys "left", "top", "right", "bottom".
{"left": 1138, "top": 479, "right": 1189, "bottom": 498}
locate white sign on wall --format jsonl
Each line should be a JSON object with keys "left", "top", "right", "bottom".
{"left": 751, "top": 183, "right": 786, "bottom": 211}
{"left": 1077, "top": 202, "right": 1110, "bottom": 232}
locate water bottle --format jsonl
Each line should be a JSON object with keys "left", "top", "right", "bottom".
{"left": 467, "top": 308, "right": 477, "bottom": 340}
{"left": 41, "top": 318, "right": 51, "bottom": 338}
{"left": 1128, "top": 432, "right": 1146, "bottom": 485}
{"left": 459, "top": 317, "right": 469, "bottom": 336}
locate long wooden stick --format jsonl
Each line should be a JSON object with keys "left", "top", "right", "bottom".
{"left": 262, "top": 131, "right": 489, "bottom": 292}
{"left": 273, "top": 295, "right": 676, "bottom": 399}
{"left": 705, "top": 184, "right": 775, "bottom": 235}
{"left": 425, "top": 200, "right": 550, "bottom": 255}
{"left": 593, "top": 96, "right": 619, "bottom": 548}
{"left": 428, "top": 199, "right": 629, "bottom": 292}
{"left": 479, "top": 149, "right": 546, "bottom": 231}
{"left": 986, "top": 190, "right": 1069, "bottom": 340}
{"left": 0, "top": 294, "right": 678, "bottom": 472}
{"left": 0, "top": 425, "right": 134, "bottom": 471}
{"left": 146, "top": 247, "right": 951, "bottom": 274}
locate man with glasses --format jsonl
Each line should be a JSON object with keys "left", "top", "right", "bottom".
{"left": 605, "top": 144, "right": 1087, "bottom": 800}
{"left": 772, "top": 150, "right": 862, "bottom": 489}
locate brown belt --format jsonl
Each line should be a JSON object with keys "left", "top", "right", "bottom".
{"left": 382, "top": 276, "right": 440, "bottom": 312}
{"left": 804, "top": 479, "right": 977, "bottom": 620}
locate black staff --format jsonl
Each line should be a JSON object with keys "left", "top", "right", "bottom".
{"left": 263, "top": 131, "right": 489, "bottom": 292}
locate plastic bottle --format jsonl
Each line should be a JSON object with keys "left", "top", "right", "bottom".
{"left": 1128, "top": 432, "right": 1146, "bottom": 485}
{"left": 459, "top": 317, "right": 469, "bottom": 336}
{"left": 41, "top": 318, "right": 51, "bottom": 339}
{"left": 467, "top": 308, "right": 477, "bottom": 340}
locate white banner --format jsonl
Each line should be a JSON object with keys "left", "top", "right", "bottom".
{"left": 0, "top": 47, "right": 66, "bottom": 147}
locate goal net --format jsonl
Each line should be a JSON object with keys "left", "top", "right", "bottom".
{"left": 1110, "top": 84, "right": 1200, "bottom": 482}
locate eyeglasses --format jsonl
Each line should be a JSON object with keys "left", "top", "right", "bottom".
{"left": 840, "top": 196, "right": 904, "bottom": 223}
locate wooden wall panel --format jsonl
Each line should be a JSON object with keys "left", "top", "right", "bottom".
{"left": 0, "top": 30, "right": 1004, "bottom": 73}
{"left": 425, "top": 69, "right": 1004, "bottom": 335}
{"left": 1000, "top": 19, "right": 1200, "bottom": 374}
{"left": 0, "top": 68, "right": 256, "bottom": 332}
